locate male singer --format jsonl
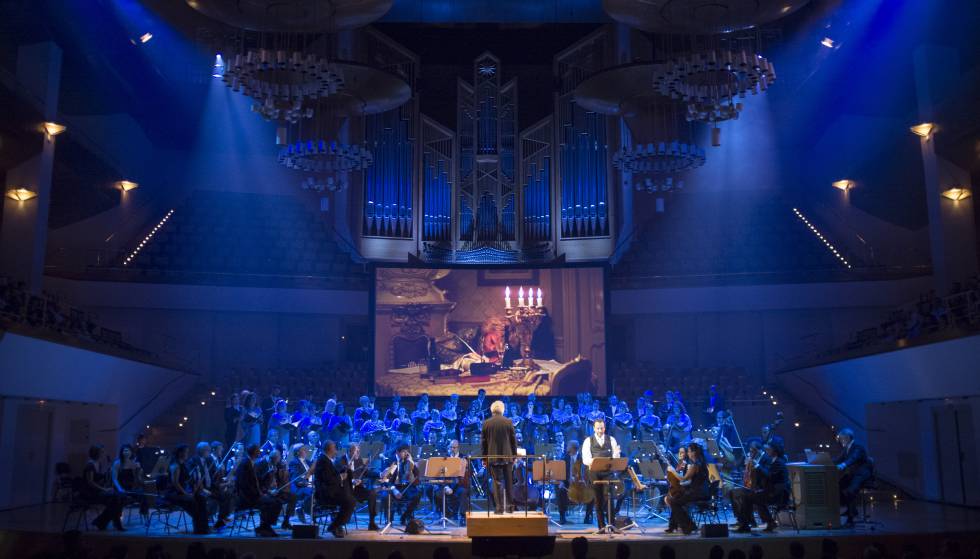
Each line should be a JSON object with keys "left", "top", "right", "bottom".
{"left": 481, "top": 400, "right": 517, "bottom": 514}
{"left": 582, "top": 418, "right": 621, "bottom": 531}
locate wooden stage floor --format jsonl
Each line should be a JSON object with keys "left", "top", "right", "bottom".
{"left": 1, "top": 499, "right": 978, "bottom": 559}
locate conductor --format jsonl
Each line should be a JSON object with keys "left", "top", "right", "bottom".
{"left": 481, "top": 400, "right": 517, "bottom": 514}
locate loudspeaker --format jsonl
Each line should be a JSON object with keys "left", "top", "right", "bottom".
{"left": 291, "top": 524, "right": 318, "bottom": 539}
{"left": 700, "top": 523, "right": 729, "bottom": 538}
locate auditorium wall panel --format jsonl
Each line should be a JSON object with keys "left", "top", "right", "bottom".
{"left": 777, "top": 333, "right": 980, "bottom": 503}
{"left": 0, "top": 333, "right": 197, "bottom": 508}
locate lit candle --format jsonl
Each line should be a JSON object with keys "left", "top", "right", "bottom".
{"left": 505, "top": 286, "right": 511, "bottom": 309}
{"left": 518, "top": 286, "right": 525, "bottom": 307}
{"left": 537, "top": 287, "right": 543, "bottom": 308}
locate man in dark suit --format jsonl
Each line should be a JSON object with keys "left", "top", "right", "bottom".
{"left": 835, "top": 428, "right": 873, "bottom": 525}
{"left": 313, "top": 440, "right": 356, "bottom": 538}
{"left": 481, "top": 400, "right": 517, "bottom": 514}
{"left": 234, "top": 444, "right": 282, "bottom": 537}
{"left": 733, "top": 438, "right": 789, "bottom": 533}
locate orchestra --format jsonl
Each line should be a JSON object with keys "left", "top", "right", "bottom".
{"left": 94, "top": 386, "right": 874, "bottom": 539}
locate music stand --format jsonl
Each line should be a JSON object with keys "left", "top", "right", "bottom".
{"left": 589, "top": 457, "right": 628, "bottom": 535}
{"left": 424, "top": 457, "right": 465, "bottom": 529}
{"left": 532, "top": 459, "right": 566, "bottom": 529}
{"left": 637, "top": 461, "right": 670, "bottom": 522}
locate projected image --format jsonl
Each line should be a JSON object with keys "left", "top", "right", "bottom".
{"left": 373, "top": 267, "right": 606, "bottom": 397}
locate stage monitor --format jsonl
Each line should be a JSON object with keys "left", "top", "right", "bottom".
{"left": 372, "top": 266, "right": 606, "bottom": 397}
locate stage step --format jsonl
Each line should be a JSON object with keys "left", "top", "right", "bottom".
{"left": 465, "top": 511, "right": 549, "bottom": 537}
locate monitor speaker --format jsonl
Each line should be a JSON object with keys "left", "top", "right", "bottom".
{"left": 701, "top": 523, "right": 729, "bottom": 537}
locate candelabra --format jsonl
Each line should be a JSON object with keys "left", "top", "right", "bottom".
{"left": 503, "top": 286, "right": 544, "bottom": 371}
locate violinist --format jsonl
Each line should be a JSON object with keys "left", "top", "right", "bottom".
{"left": 167, "top": 445, "right": 211, "bottom": 535}
{"left": 729, "top": 439, "right": 763, "bottom": 527}
{"left": 556, "top": 440, "right": 594, "bottom": 525}
{"left": 111, "top": 444, "right": 149, "bottom": 519}
{"left": 733, "top": 438, "right": 788, "bottom": 533}
{"left": 287, "top": 443, "right": 314, "bottom": 524}
{"left": 445, "top": 439, "right": 470, "bottom": 523}
{"left": 582, "top": 418, "right": 621, "bottom": 531}
{"left": 83, "top": 444, "right": 125, "bottom": 531}
{"left": 262, "top": 449, "right": 294, "bottom": 530}
{"left": 235, "top": 444, "right": 282, "bottom": 537}
{"left": 313, "top": 441, "right": 355, "bottom": 538}
{"left": 193, "top": 441, "right": 233, "bottom": 531}
{"left": 380, "top": 444, "right": 422, "bottom": 525}
{"left": 342, "top": 443, "right": 380, "bottom": 531}
{"left": 664, "top": 441, "right": 709, "bottom": 535}
{"left": 305, "top": 430, "right": 322, "bottom": 455}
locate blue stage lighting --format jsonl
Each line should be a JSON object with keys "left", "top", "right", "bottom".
{"left": 212, "top": 53, "right": 225, "bottom": 78}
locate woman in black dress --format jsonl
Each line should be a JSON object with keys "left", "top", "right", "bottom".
{"left": 111, "top": 443, "right": 149, "bottom": 517}
{"left": 665, "top": 441, "right": 709, "bottom": 534}
{"left": 165, "top": 444, "right": 210, "bottom": 534}
{"left": 82, "top": 445, "right": 124, "bottom": 530}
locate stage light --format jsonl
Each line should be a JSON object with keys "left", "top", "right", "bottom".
{"left": 211, "top": 391, "right": 216, "bottom": 396}
{"left": 832, "top": 179, "right": 854, "bottom": 192}
{"left": 941, "top": 187, "right": 971, "bottom": 202}
{"left": 116, "top": 180, "right": 139, "bottom": 192}
{"left": 183, "top": 416, "right": 188, "bottom": 421}
{"left": 909, "top": 122, "right": 934, "bottom": 138}
{"left": 201, "top": 401, "right": 206, "bottom": 406}
{"left": 140, "top": 32, "right": 153, "bottom": 44}
{"left": 179, "top": 423, "right": 184, "bottom": 428}
{"left": 820, "top": 37, "right": 836, "bottom": 48}
{"left": 5, "top": 187, "right": 37, "bottom": 201}
{"left": 794, "top": 422, "right": 800, "bottom": 428}
{"left": 42, "top": 121, "right": 66, "bottom": 139}
{"left": 212, "top": 54, "right": 225, "bottom": 78}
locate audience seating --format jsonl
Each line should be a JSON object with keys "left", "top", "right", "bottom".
{"left": 122, "top": 190, "right": 368, "bottom": 288}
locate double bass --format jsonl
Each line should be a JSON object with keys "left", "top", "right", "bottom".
{"left": 567, "top": 453, "right": 595, "bottom": 505}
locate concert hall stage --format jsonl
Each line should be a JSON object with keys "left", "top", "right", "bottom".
{"left": 2, "top": 501, "right": 978, "bottom": 559}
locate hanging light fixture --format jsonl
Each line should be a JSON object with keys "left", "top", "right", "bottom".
{"left": 832, "top": 179, "right": 854, "bottom": 191}
{"left": 116, "top": 180, "right": 139, "bottom": 192}
{"left": 941, "top": 187, "right": 971, "bottom": 201}
{"left": 5, "top": 187, "right": 37, "bottom": 201}
{"left": 909, "top": 122, "right": 935, "bottom": 138}
{"left": 42, "top": 122, "right": 66, "bottom": 139}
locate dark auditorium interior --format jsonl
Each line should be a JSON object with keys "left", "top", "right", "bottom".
{"left": 0, "top": 0, "right": 979, "bottom": 558}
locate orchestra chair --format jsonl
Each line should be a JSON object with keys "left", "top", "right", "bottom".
{"left": 770, "top": 492, "right": 800, "bottom": 533}
{"left": 856, "top": 459, "right": 880, "bottom": 527}
{"left": 146, "top": 476, "right": 190, "bottom": 535}
{"left": 690, "top": 480, "right": 723, "bottom": 528}
{"left": 312, "top": 502, "right": 344, "bottom": 536}
{"left": 230, "top": 505, "right": 260, "bottom": 536}
{"left": 61, "top": 477, "right": 98, "bottom": 532}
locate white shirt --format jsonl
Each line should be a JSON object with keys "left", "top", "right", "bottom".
{"left": 581, "top": 434, "right": 621, "bottom": 466}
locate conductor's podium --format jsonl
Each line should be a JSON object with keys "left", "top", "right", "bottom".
{"left": 466, "top": 511, "right": 550, "bottom": 537}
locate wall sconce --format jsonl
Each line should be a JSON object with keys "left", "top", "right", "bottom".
{"left": 909, "top": 122, "right": 934, "bottom": 138}
{"left": 42, "top": 122, "right": 66, "bottom": 140}
{"left": 5, "top": 187, "right": 38, "bottom": 201}
{"left": 116, "top": 180, "right": 139, "bottom": 192}
{"left": 832, "top": 179, "right": 855, "bottom": 192}
{"left": 941, "top": 187, "right": 971, "bottom": 202}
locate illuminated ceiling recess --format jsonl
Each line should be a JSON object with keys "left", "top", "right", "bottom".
{"left": 185, "top": 0, "right": 410, "bottom": 193}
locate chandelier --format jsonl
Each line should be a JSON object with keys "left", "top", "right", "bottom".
{"left": 614, "top": 140, "right": 705, "bottom": 193}
{"left": 654, "top": 48, "right": 776, "bottom": 128}
{"left": 223, "top": 48, "right": 345, "bottom": 123}
{"left": 279, "top": 139, "right": 373, "bottom": 192}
